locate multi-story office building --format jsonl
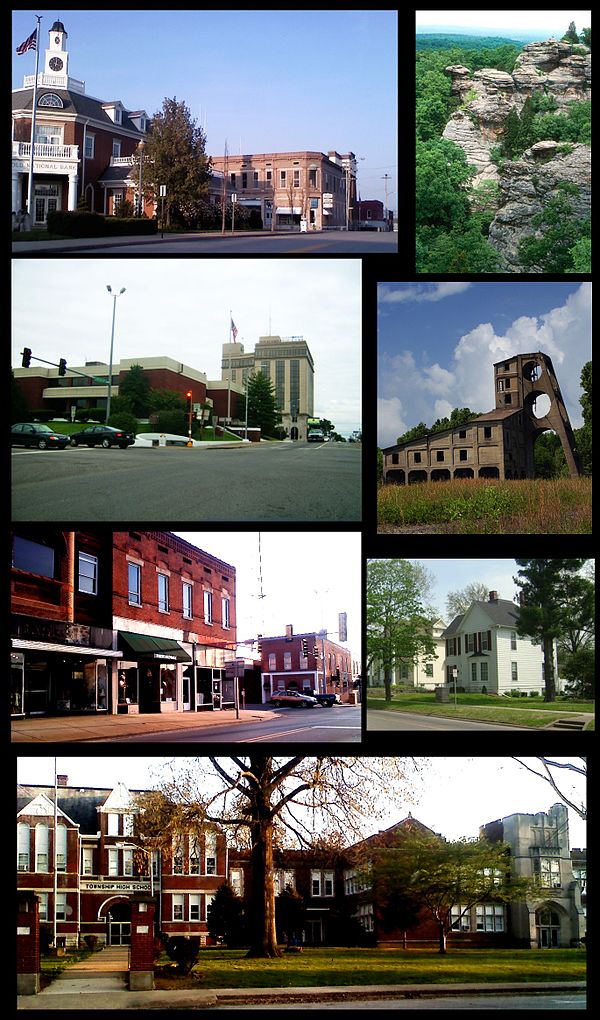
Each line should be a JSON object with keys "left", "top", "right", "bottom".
{"left": 222, "top": 334, "right": 314, "bottom": 439}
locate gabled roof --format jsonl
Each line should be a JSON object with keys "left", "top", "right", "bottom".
{"left": 16, "top": 784, "right": 141, "bottom": 834}
{"left": 12, "top": 88, "right": 146, "bottom": 136}
{"left": 444, "top": 599, "right": 521, "bottom": 636}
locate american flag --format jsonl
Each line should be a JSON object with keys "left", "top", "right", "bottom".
{"left": 16, "top": 28, "right": 37, "bottom": 55}
{"left": 231, "top": 318, "right": 238, "bottom": 340}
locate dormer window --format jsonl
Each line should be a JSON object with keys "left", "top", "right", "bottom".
{"left": 39, "top": 93, "right": 64, "bottom": 108}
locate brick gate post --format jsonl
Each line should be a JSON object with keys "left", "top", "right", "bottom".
{"left": 17, "top": 891, "right": 40, "bottom": 995}
{"left": 129, "top": 895, "right": 156, "bottom": 990}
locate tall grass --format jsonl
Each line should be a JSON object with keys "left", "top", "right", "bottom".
{"left": 377, "top": 478, "right": 592, "bottom": 534}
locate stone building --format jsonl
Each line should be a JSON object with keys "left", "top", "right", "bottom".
{"left": 382, "top": 351, "right": 580, "bottom": 484}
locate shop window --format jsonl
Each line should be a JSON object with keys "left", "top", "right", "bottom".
{"left": 13, "top": 535, "right": 56, "bottom": 578}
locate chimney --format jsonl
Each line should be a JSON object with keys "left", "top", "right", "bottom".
{"left": 57, "top": 775, "right": 68, "bottom": 787}
{"left": 488, "top": 591, "right": 498, "bottom": 602}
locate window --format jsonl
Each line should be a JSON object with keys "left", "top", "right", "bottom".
{"left": 123, "top": 850, "right": 134, "bottom": 876}
{"left": 284, "top": 651, "right": 292, "bottom": 670}
{"left": 536, "top": 857, "right": 561, "bottom": 888}
{"left": 128, "top": 562, "right": 141, "bottom": 605}
{"left": 323, "top": 871, "right": 334, "bottom": 897}
{"left": 309, "top": 168, "right": 317, "bottom": 187}
{"left": 56, "top": 892, "right": 67, "bottom": 921}
{"left": 466, "top": 633, "right": 474, "bottom": 653}
{"left": 158, "top": 573, "right": 169, "bottom": 612}
{"left": 511, "top": 662, "right": 518, "bottom": 683}
{"left": 38, "top": 893, "right": 49, "bottom": 921}
{"left": 82, "top": 847, "right": 94, "bottom": 875}
{"left": 424, "top": 663, "right": 433, "bottom": 677}
{"left": 189, "top": 894, "right": 201, "bottom": 921}
{"left": 108, "top": 849, "right": 119, "bottom": 876}
{"left": 459, "top": 449, "right": 468, "bottom": 461}
{"left": 471, "top": 661, "right": 477, "bottom": 684}
{"left": 123, "top": 814, "right": 134, "bottom": 837}
{"left": 107, "top": 813, "right": 119, "bottom": 836}
{"left": 35, "top": 824, "right": 49, "bottom": 872}
{"left": 480, "top": 661, "right": 488, "bottom": 684}
{"left": 357, "top": 903, "right": 374, "bottom": 932}
{"left": 205, "top": 832, "right": 217, "bottom": 875}
{"left": 17, "top": 823, "right": 30, "bottom": 871}
{"left": 56, "top": 824, "right": 67, "bottom": 872}
{"left": 241, "top": 172, "right": 247, "bottom": 189}
{"left": 311, "top": 871, "right": 322, "bottom": 897}
{"left": 13, "top": 536, "right": 55, "bottom": 578}
{"left": 458, "top": 429, "right": 467, "bottom": 438}
{"left": 436, "top": 450, "right": 444, "bottom": 461}
{"left": 293, "top": 169, "right": 300, "bottom": 187}
{"left": 39, "top": 92, "right": 64, "bottom": 108}
{"left": 476, "top": 904, "right": 505, "bottom": 932}
{"left": 280, "top": 170, "right": 287, "bottom": 185}
{"left": 183, "top": 582, "right": 193, "bottom": 619}
{"left": 222, "top": 596, "right": 230, "bottom": 629}
{"left": 78, "top": 551, "right": 98, "bottom": 594}
{"left": 173, "top": 837, "right": 184, "bottom": 874}
{"left": 451, "top": 905, "right": 470, "bottom": 931}
{"left": 268, "top": 652, "right": 276, "bottom": 671}
{"left": 311, "top": 870, "right": 334, "bottom": 897}
{"left": 112, "top": 140, "right": 121, "bottom": 158}
{"left": 189, "top": 835, "right": 200, "bottom": 875}
{"left": 484, "top": 426, "right": 493, "bottom": 439}
{"left": 414, "top": 452, "right": 422, "bottom": 463}
{"left": 230, "top": 868, "right": 244, "bottom": 897}
{"left": 204, "top": 590, "right": 213, "bottom": 624}
{"left": 172, "top": 894, "right": 184, "bottom": 921}
{"left": 85, "top": 134, "right": 95, "bottom": 158}
{"left": 510, "top": 631, "right": 517, "bottom": 651}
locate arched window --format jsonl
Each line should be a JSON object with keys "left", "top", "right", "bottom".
{"left": 17, "top": 822, "right": 30, "bottom": 871}
{"left": 38, "top": 93, "right": 64, "bottom": 108}
{"left": 35, "top": 823, "right": 49, "bottom": 872}
{"left": 56, "top": 823, "right": 67, "bottom": 872}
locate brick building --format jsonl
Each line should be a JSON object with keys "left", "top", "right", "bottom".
{"left": 11, "top": 531, "right": 237, "bottom": 717}
{"left": 258, "top": 628, "right": 355, "bottom": 703}
{"left": 16, "top": 782, "right": 586, "bottom": 951}
{"left": 210, "top": 150, "right": 356, "bottom": 231}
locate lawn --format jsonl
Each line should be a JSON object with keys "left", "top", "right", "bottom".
{"left": 367, "top": 692, "right": 594, "bottom": 729}
{"left": 155, "top": 947, "right": 586, "bottom": 990}
{"left": 377, "top": 478, "right": 592, "bottom": 534}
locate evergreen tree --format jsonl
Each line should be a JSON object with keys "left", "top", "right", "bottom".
{"left": 562, "top": 21, "right": 579, "bottom": 44}
{"left": 206, "top": 882, "right": 246, "bottom": 947}
{"left": 246, "top": 371, "right": 282, "bottom": 438}
{"left": 118, "top": 363, "right": 151, "bottom": 417}
{"left": 575, "top": 361, "right": 592, "bottom": 474}
{"left": 143, "top": 97, "right": 211, "bottom": 227}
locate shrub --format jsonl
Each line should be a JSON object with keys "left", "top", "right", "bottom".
{"left": 156, "top": 410, "right": 186, "bottom": 435}
{"left": 46, "top": 210, "right": 157, "bottom": 238}
{"left": 83, "top": 935, "right": 98, "bottom": 951}
{"left": 162, "top": 935, "right": 201, "bottom": 975}
{"left": 107, "top": 411, "right": 138, "bottom": 434}
{"left": 75, "top": 407, "right": 105, "bottom": 422}
{"left": 29, "top": 408, "right": 55, "bottom": 422}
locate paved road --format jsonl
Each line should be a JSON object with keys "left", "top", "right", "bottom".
{"left": 231, "top": 992, "right": 587, "bottom": 1010}
{"left": 12, "top": 442, "right": 361, "bottom": 522}
{"left": 92, "top": 706, "right": 362, "bottom": 744}
{"left": 367, "top": 710, "right": 531, "bottom": 731}
{"left": 13, "top": 229, "right": 396, "bottom": 255}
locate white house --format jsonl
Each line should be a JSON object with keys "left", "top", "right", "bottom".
{"left": 368, "top": 618, "right": 447, "bottom": 691}
{"left": 442, "top": 591, "right": 559, "bottom": 695}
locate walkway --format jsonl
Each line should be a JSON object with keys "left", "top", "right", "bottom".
{"left": 40, "top": 946, "right": 129, "bottom": 995}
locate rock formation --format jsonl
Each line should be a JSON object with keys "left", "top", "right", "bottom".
{"left": 441, "top": 39, "right": 590, "bottom": 271}
{"left": 488, "top": 141, "right": 591, "bottom": 272}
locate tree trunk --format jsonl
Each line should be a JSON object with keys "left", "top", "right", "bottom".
{"left": 245, "top": 758, "right": 281, "bottom": 958}
{"left": 384, "top": 669, "right": 392, "bottom": 702}
{"left": 438, "top": 920, "right": 447, "bottom": 954}
{"left": 543, "top": 634, "right": 557, "bottom": 702}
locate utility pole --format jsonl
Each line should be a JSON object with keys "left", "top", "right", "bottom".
{"left": 382, "top": 173, "right": 391, "bottom": 225}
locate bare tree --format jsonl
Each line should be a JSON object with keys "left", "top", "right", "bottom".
{"left": 136, "top": 756, "right": 421, "bottom": 957}
{"left": 511, "top": 757, "right": 587, "bottom": 819}
{"left": 445, "top": 582, "right": 490, "bottom": 620}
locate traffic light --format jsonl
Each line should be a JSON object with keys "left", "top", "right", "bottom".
{"left": 301, "top": 638, "right": 308, "bottom": 655}
{"left": 58, "top": 358, "right": 67, "bottom": 376}
{"left": 186, "top": 390, "right": 193, "bottom": 413}
{"left": 313, "top": 645, "right": 319, "bottom": 657}
{"left": 256, "top": 634, "right": 262, "bottom": 654}
{"left": 22, "top": 348, "right": 32, "bottom": 368}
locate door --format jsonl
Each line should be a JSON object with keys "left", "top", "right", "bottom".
{"left": 107, "top": 903, "right": 131, "bottom": 945}
{"left": 33, "top": 184, "right": 60, "bottom": 226}
{"left": 11, "top": 653, "right": 25, "bottom": 716}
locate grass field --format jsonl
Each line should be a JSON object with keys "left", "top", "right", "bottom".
{"left": 377, "top": 477, "right": 592, "bottom": 534}
{"left": 367, "top": 692, "right": 594, "bottom": 729}
{"left": 154, "top": 947, "right": 586, "bottom": 989}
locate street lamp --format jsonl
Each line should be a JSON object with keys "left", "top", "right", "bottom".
{"left": 137, "top": 140, "right": 146, "bottom": 216}
{"left": 105, "top": 286, "right": 126, "bottom": 423}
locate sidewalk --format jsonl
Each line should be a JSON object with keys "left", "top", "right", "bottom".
{"left": 12, "top": 229, "right": 310, "bottom": 254}
{"left": 17, "top": 980, "right": 587, "bottom": 1010}
{"left": 11, "top": 705, "right": 278, "bottom": 743}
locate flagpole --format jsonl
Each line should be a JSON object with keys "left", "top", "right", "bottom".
{"left": 26, "top": 16, "right": 42, "bottom": 219}
{"left": 227, "top": 310, "right": 232, "bottom": 423}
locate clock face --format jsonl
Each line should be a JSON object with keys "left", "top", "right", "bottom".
{"left": 49, "top": 57, "right": 64, "bottom": 72}
{"left": 54, "top": 35, "right": 60, "bottom": 43}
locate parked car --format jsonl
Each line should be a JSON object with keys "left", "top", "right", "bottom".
{"left": 270, "top": 690, "right": 318, "bottom": 709}
{"left": 11, "top": 423, "right": 70, "bottom": 449}
{"left": 69, "top": 425, "right": 136, "bottom": 449}
{"left": 312, "top": 692, "right": 340, "bottom": 707}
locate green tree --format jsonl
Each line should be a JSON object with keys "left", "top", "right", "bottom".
{"left": 416, "top": 138, "right": 473, "bottom": 231}
{"left": 206, "top": 882, "right": 246, "bottom": 947}
{"left": 143, "top": 97, "right": 211, "bottom": 227}
{"left": 420, "top": 222, "right": 501, "bottom": 273}
{"left": 367, "top": 559, "right": 437, "bottom": 701}
{"left": 147, "top": 387, "right": 186, "bottom": 413}
{"left": 562, "top": 646, "right": 595, "bottom": 699}
{"left": 365, "top": 833, "right": 531, "bottom": 954}
{"left": 246, "top": 371, "right": 282, "bottom": 438}
{"left": 118, "top": 364, "right": 151, "bottom": 417}
{"left": 579, "top": 26, "right": 591, "bottom": 47}
{"left": 567, "top": 237, "right": 591, "bottom": 273}
{"left": 575, "top": 361, "right": 592, "bottom": 473}
{"left": 513, "top": 559, "right": 590, "bottom": 702}
{"left": 518, "top": 190, "right": 591, "bottom": 273}
{"left": 562, "top": 21, "right": 579, "bottom": 44}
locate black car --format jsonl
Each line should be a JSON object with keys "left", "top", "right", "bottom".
{"left": 69, "top": 425, "right": 136, "bottom": 449}
{"left": 11, "top": 423, "right": 70, "bottom": 450}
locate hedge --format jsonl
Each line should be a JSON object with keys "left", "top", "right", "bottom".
{"left": 46, "top": 210, "right": 158, "bottom": 238}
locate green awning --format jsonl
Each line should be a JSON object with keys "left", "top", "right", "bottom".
{"left": 118, "top": 632, "right": 191, "bottom": 662}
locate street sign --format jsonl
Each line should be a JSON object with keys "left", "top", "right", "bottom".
{"left": 159, "top": 184, "right": 167, "bottom": 197}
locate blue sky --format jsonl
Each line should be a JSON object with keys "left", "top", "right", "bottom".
{"left": 416, "top": 9, "right": 591, "bottom": 38}
{"left": 377, "top": 282, "right": 591, "bottom": 448}
{"left": 12, "top": 9, "right": 397, "bottom": 210}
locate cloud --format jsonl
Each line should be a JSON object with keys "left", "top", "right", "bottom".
{"left": 377, "top": 284, "right": 591, "bottom": 440}
{"left": 379, "top": 282, "right": 472, "bottom": 305}
{"left": 377, "top": 396, "right": 409, "bottom": 448}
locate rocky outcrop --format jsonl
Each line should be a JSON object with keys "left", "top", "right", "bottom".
{"left": 487, "top": 142, "right": 591, "bottom": 272}
{"left": 442, "top": 39, "right": 590, "bottom": 188}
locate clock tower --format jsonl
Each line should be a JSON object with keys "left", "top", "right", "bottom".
{"left": 43, "top": 20, "right": 69, "bottom": 81}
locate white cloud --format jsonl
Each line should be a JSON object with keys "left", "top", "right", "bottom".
{"left": 378, "top": 284, "right": 591, "bottom": 434}
{"left": 377, "top": 396, "right": 409, "bottom": 448}
{"left": 379, "top": 282, "right": 472, "bottom": 305}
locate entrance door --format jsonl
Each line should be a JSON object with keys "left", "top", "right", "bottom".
{"left": 537, "top": 908, "right": 560, "bottom": 948}
{"left": 304, "top": 919, "right": 323, "bottom": 945}
{"left": 139, "top": 664, "right": 161, "bottom": 713}
{"left": 33, "top": 184, "right": 60, "bottom": 226}
{"left": 107, "top": 903, "right": 131, "bottom": 945}
{"left": 11, "top": 653, "right": 25, "bottom": 716}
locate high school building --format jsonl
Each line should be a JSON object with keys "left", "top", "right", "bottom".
{"left": 16, "top": 782, "right": 585, "bottom": 950}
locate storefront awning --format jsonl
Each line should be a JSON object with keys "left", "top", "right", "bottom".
{"left": 12, "top": 639, "right": 122, "bottom": 657}
{"left": 118, "top": 632, "right": 191, "bottom": 662}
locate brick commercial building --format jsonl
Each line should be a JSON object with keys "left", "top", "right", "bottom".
{"left": 210, "top": 150, "right": 356, "bottom": 231}
{"left": 16, "top": 782, "right": 585, "bottom": 951}
{"left": 382, "top": 351, "right": 581, "bottom": 483}
{"left": 11, "top": 530, "right": 237, "bottom": 717}
{"left": 258, "top": 628, "right": 357, "bottom": 704}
